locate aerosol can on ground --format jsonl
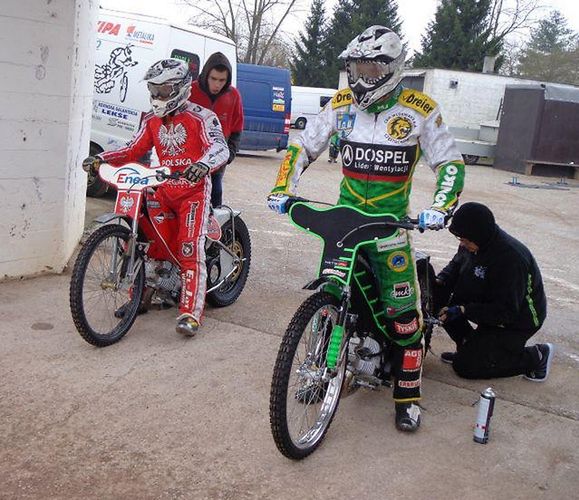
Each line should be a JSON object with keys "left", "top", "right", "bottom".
{"left": 473, "top": 387, "right": 496, "bottom": 444}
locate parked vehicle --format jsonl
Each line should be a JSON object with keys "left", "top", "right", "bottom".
{"left": 70, "top": 162, "right": 251, "bottom": 347}
{"left": 290, "top": 86, "right": 337, "bottom": 129}
{"left": 88, "top": 9, "right": 237, "bottom": 197}
{"left": 237, "top": 63, "right": 291, "bottom": 152}
{"left": 269, "top": 200, "right": 437, "bottom": 459}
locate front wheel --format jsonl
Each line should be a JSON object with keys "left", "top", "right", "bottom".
{"left": 270, "top": 292, "right": 345, "bottom": 459}
{"left": 206, "top": 216, "right": 251, "bottom": 307}
{"left": 69, "top": 224, "right": 145, "bottom": 347}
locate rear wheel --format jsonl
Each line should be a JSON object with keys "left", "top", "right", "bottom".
{"left": 417, "top": 257, "right": 435, "bottom": 352}
{"left": 69, "top": 224, "right": 144, "bottom": 347}
{"left": 206, "top": 216, "right": 251, "bottom": 307}
{"left": 295, "top": 117, "right": 307, "bottom": 129}
{"left": 270, "top": 292, "right": 344, "bottom": 459}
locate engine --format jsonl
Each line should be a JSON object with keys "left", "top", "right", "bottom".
{"left": 348, "top": 335, "right": 382, "bottom": 377}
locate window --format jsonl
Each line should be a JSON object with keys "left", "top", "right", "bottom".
{"left": 320, "top": 96, "right": 332, "bottom": 107}
{"left": 171, "top": 49, "right": 201, "bottom": 79}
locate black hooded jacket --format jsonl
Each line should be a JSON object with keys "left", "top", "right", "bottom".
{"left": 438, "top": 227, "right": 547, "bottom": 332}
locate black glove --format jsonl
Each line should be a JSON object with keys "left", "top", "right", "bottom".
{"left": 439, "top": 305, "right": 464, "bottom": 324}
{"left": 183, "top": 162, "right": 210, "bottom": 184}
{"left": 82, "top": 155, "right": 101, "bottom": 176}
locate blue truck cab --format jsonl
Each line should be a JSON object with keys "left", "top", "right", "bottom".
{"left": 237, "top": 63, "right": 291, "bottom": 152}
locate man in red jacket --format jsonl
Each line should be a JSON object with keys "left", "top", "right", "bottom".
{"left": 189, "top": 52, "right": 244, "bottom": 207}
{"left": 83, "top": 59, "right": 229, "bottom": 336}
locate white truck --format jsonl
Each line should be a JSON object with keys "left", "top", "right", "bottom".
{"left": 88, "top": 9, "right": 237, "bottom": 196}
{"left": 290, "top": 86, "right": 337, "bottom": 129}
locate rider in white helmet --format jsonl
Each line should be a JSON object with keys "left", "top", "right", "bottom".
{"left": 268, "top": 26, "right": 466, "bottom": 432}
{"left": 83, "top": 59, "right": 229, "bottom": 337}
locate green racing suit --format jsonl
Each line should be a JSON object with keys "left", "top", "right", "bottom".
{"left": 271, "top": 86, "right": 465, "bottom": 402}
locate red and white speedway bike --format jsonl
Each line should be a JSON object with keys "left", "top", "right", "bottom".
{"left": 70, "top": 162, "right": 251, "bottom": 347}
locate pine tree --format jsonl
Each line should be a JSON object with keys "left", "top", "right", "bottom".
{"left": 413, "top": 0, "right": 501, "bottom": 72}
{"left": 321, "top": 0, "right": 404, "bottom": 88}
{"left": 517, "top": 10, "right": 579, "bottom": 84}
{"left": 290, "top": 0, "right": 327, "bottom": 86}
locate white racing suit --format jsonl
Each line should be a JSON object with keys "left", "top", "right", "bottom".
{"left": 272, "top": 86, "right": 465, "bottom": 402}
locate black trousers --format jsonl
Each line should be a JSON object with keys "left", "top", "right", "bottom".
{"left": 434, "top": 282, "right": 540, "bottom": 379}
{"left": 443, "top": 318, "right": 540, "bottom": 379}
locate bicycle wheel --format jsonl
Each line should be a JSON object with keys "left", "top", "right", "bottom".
{"left": 270, "top": 291, "right": 345, "bottom": 459}
{"left": 70, "top": 224, "right": 144, "bottom": 347}
{"left": 206, "top": 216, "right": 251, "bottom": 307}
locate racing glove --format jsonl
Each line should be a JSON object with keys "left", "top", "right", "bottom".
{"left": 267, "top": 193, "right": 290, "bottom": 215}
{"left": 439, "top": 305, "right": 465, "bottom": 324}
{"left": 183, "top": 162, "right": 210, "bottom": 184}
{"left": 82, "top": 155, "right": 102, "bottom": 176}
{"left": 418, "top": 208, "right": 446, "bottom": 230}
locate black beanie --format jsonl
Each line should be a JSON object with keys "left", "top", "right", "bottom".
{"left": 449, "top": 202, "right": 497, "bottom": 246}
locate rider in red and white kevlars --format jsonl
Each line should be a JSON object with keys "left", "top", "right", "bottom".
{"left": 83, "top": 59, "right": 229, "bottom": 336}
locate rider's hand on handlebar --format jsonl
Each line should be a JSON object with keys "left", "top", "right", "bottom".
{"left": 183, "top": 162, "right": 210, "bottom": 184}
{"left": 82, "top": 155, "right": 102, "bottom": 176}
{"left": 267, "top": 193, "right": 291, "bottom": 214}
{"left": 418, "top": 208, "right": 446, "bottom": 230}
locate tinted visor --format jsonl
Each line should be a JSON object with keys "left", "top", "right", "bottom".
{"left": 347, "top": 59, "right": 393, "bottom": 86}
{"left": 147, "top": 81, "right": 179, "bottom": 100}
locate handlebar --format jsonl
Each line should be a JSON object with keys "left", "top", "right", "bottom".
{"left": 286, "top": 196, "right": 421, "bottom": 231}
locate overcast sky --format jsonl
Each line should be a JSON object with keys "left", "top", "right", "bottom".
{"left": 100, "top": 0, "right": 579, "bottom": 56}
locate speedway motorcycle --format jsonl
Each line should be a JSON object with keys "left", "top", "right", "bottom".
{"left": 269, "top": 200, "right": 437, "bottom": 460}
{"left": 70, "top": 162, "right": 251, "bottom": 347}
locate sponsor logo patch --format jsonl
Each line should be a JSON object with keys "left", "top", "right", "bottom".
{"left": 376, "top": 232, "right": 407, "bottom": 252}
{"left": 386, "top": 113, "right": 414, "bottom": 142}
{"left": 432, "top": 163, "right": 460, "bottom": 209}
{"left": 181, "top": 242, "right": 193, "bottom": 257}
{"left": 394, "top": 317, "right": 419, "bottom": 335}
{"left": 474, "top": 266, "right": 486, "bottom": 279}
{"left": 331, "top": 89, "right": 353, "bottom": 109}
{"left": 340, "top": 140, "right": 416, "bottom": 180}
{"left": 322, "top": 268, "right": 346, "bottom": 279}
{"left": 387, "top": 251, "right": 409, "bottom": 273}
{"left": 392, "top": 282, "right": 413, "bottom": 300}
{"left": 398, "top": 379, "right": 420, "bottom": 388}
{"left": 386, "top": 302, "right": 415, "bottom": 316}
{"left": 274, "top": 144, "right": 301, "bottom": 191}
{"left": 400, "top": 89, "right": 436, "bottom": 116}
{"left": 402, "top": 349, "right": 423, "bottom": 372}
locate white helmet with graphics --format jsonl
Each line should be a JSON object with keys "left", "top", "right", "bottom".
{"left": 143, "top": 59, "right": 192, "bottom": 117}
{"left": 339, "top": 26, "right": 406, "bottom": 110}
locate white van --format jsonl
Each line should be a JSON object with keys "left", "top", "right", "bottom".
{"left": 290, "top": 86, "right": 337, "bottom": 129}
{"left": 88, "top": 9, "right": 237, "bottom": 196}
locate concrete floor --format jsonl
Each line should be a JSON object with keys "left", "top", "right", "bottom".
{"left": 1, "top": 148, "right": 578, "bottom": 498}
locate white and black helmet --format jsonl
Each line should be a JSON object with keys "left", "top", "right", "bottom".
{"left": 143, "top": 59, "right": 192, "bottom": 117}
{"left": 339, "top": 26, "right": 406, "bottom": 110}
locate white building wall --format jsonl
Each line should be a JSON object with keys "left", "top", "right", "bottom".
{"left": 422, "top": 69, "right": 532, "bottom": 129}
{"left": 0, "top": 1, "right": 98, "bottom": 279}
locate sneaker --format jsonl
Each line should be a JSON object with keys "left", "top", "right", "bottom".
{"left": 524, "top": 343, "right": 554, "bottom": 382}
{"left": 395, "top": 402, "right": 421, "bottom": 432}
{"left": 441, "top": 352, "right": 456, "bottom": 364}
{"left": 176, "top": 314, "right": 200, "bottom": 337}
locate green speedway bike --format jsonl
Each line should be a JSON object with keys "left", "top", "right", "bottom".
{"left": 269, "top": 201, "right": 437, "bottom": 460}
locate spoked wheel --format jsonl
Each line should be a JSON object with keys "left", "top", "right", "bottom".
{"left": 270, "top": 291, "right": 345, "bottom": 459}
{"left": 69, "top": 224, "right": 144, "bottom": 347}
{"left": 206, "top": 216, "right": 251, "bottom": 307}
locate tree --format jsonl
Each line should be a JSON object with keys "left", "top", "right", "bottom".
{"left": 517, "top": 10, "right": 579, "bottom": 84}
{"left": 290, "top": 0, "right": 327, "bottom": 86}
{"left": 413, "top": 0, "right": 541, "bottom": 72}
{"left": 182, "top": 0, "right": 301, "bottom": 65}
{"left": 413, "top": 0, "right": 500, "bottom": 71}
{"left": 321, "top": 0, "right": 403, "bottom": 88}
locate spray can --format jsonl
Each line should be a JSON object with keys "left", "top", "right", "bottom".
{"left": 473, "top": 387, "right": 496, "bottom": 444}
